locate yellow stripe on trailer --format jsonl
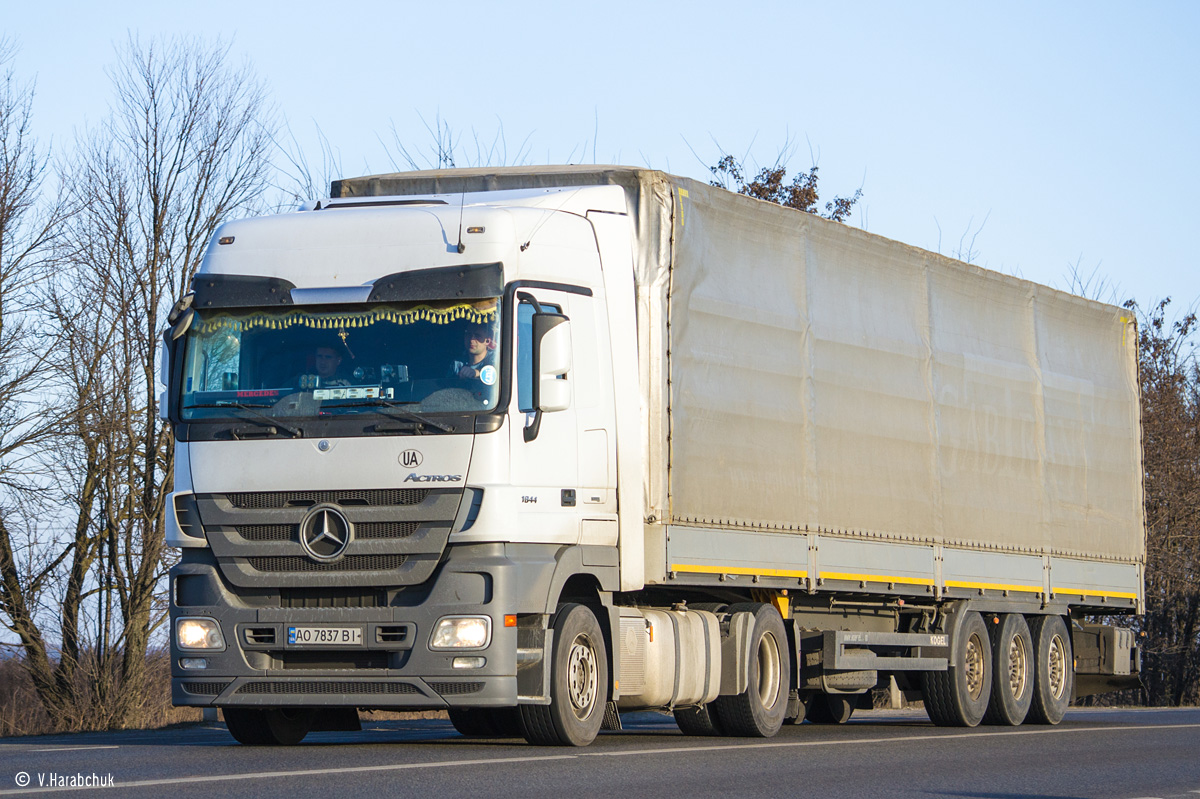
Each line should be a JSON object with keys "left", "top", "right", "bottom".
{"left": 945, "top": 580, "right": 1043, "bottom": 594}
{"left": 819, "top": 571, "right": 935, "bottom": 587}
{"left": 669, "top": 564, "right": 807, "bottom": 579}
{"left": 1051, "top": 587, "right": 1139, "bottom": 600}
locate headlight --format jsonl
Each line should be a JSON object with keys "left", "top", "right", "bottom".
{"left": 430, "top": 616, "right": 491, "bottom": 650}
{"left": 176, "top": 617, "right": 226, "bottom": 650}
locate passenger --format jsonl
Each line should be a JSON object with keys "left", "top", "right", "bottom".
{"left": 451, "top": 323, "right": 498, "bottom": 383}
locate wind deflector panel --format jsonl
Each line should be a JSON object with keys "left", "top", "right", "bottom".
{"left": 193, "top": 274, "right": 296, "bottom": 309}
{"left": 368, "top": 263, "right": 502, "bottom": 303}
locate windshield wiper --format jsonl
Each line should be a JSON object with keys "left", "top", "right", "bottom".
{"left": 184, "top": 402, "right": 303, "bottom": 438}
{"left": 330, "top": 399, "right": 455, "bottom": 433}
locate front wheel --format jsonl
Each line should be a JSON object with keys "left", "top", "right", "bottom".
{"left": 520, "top": 604, "right": 608, "bottom": 746}
{"left": 223, "top": 707, "right": 313, "bottom": 746}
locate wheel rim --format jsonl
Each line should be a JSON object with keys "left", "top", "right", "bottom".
{"left": 1008, "top": 633, "right": 1029, "bottom": 699}
{"left": 1047, "top": 634, "right": 1067, "bottom": 701}
{"left": 566, "top": 633, "right": 598, "bottom": 720}
{"left": 964, "top": 633, "right": 985, "bottom": 700}
{"left": 756, "top": 632, "right": 781, "bottom": 708}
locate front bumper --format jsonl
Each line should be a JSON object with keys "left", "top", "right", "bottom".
{"left": 169, "top": 543, "right": 520, "bottom": 709}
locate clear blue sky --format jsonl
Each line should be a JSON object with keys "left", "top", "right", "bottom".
{"left": 7, "top": 1, "right": 1199, "bottom": 312}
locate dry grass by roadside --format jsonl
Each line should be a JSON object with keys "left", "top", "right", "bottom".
{"left": 0, "top": 652, "right": 446, "bottom": 738}
{"left": 0, "top": 651, "right": 201, "bottom": 737}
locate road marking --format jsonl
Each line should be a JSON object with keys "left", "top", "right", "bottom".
{"left": 0, "top": 721, "right": 1197, "bottom": 794}
{"left": 581, "top": 722, "right": 1200, "bottom": 758}
{"left": 28, "top": 747, "right": 119, "bottom": 753}
{"left": 0, "top": 754, "right": 577, "bottom": 795}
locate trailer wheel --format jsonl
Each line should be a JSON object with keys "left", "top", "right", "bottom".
{"left": 983, "top": 614, "right": 1034, "bottom": 725}
{"left": 223, "top": 707, "right": 313, "bottom": 746}
{"left": 711, "top": 603, "right": 788, "bottom": 738}
{"left": 520, "top": 603, "right": 608, "bottom": 746}
{"left": 921, "top": 611, "right": 993, "bottom": 727}
{"left": 1026, "top": 615, "right": 1073, "bottom": 725}
{"left": 804, "top": 693, "right": 855, "bottom": 724}
{"left": 449, "top": 708, "right": 524, "bottom": 738}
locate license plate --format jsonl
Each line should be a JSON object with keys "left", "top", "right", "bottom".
{"left": 287, "top": 626, "right": 364, "bottom": 646}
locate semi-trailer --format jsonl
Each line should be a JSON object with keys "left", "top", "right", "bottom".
{"left": 164, "top": 166, "right": 1143, "bottom": 745}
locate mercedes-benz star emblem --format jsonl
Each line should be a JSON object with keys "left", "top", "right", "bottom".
{"left": 299, "top": 505, "right": 352, "bottom": 562}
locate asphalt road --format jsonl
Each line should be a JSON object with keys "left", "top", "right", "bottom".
{"left": 0, "top": 708, "right": 1197, "bottom": 799}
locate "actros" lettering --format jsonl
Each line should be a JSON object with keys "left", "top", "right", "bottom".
{"left": 403, "top": 473, "right": 463, "bottom": 483}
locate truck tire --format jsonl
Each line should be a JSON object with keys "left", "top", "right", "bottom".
{"left": 921, "top": 611, "right": 993, "bottom": 727}
{"left": 711, "top": 603, "right": 788, "bottom": 738}
{"left": 673, "top": 704, "right": 726, "bottom": 736}
{"left": 520, "top": 603, "right": 608, "bottom": 746}
{"left": 983, "top": 613, "right": 1034, "bottom": 726}
{"left": 804, "top": 693, "right": 855, "bottom": 724}
{"left": 1026, "top": 615, "right": 1073, "bottom": 725}
{"left": 223, "top": 707, "right": 313, "bottom": 746}
{"left": 448, "top": 708, "right": 524, "bottom": 738}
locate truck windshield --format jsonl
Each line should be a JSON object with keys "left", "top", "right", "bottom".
{"left": 178, "top": 298, "right": 500, "bottom": 422}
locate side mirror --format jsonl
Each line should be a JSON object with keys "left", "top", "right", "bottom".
{"left": 524, "top": 310, "right": 572, "bottom": 442}
{"left": 536, "top": 315, "right": 571, "bottom": 413}
{"left": 170, "top": 307, "right": 195, "bottom": 341}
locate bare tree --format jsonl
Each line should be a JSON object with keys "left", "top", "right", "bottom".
{"left": 44, "top": 34, "right": 274, "bottom": 729}
{"left": 706, "top": 141, "right": 863, "bottom": 222}
{"left": 0, "top": 39, "right": 80, "bottom": 725}
{"left": 1125, "top": 297, "right": 1200, "bottom": 706}
{"left": 272, "top": 120, "right": 343, "bottom": 209}
{"left": 382, "top": 112, "right": 537, "bottom": 172}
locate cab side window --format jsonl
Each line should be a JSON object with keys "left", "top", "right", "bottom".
{"left": 516, "top": 298, "right": 562, "bottom": 413}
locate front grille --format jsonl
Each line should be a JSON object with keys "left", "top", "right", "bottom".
{"left": 244, "top": 627, "right": 276, "bottom": 645}
{"left": 358, "top": 521, "right": 420, "bottom": 539}
{"left": 278, "top": 651, "right": 389, "bottom": 670}
{"left": 237, "top": 524, "right": 292, "bottom": 542}
{"left": 280, "top": 588, "right": 387, "bottom": 608}
{"left": 236, "top": 681, "right": 420, "bottom": 695}
{"left": 228, "top": 489, "right": 430, "bottom": 509}
{"left": 428, "top": 681, "right": 484, "bottom": 696}
{"left": 247, "top": 554, "right": 408, "bottom": 573}
{"left": 181, "top": 681, "right": 230, "bottom": 696}
{"left": 235, "top": 521, "right": 418, "bottom": 542}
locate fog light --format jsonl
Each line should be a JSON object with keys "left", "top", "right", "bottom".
{"left": 453, "top": 656, "right": 486, "bottom": 669}
{"left": 430, "top": 616, "right": 491, "bottom": 650}
{"left": 176, "top": 617, "right": 226, "bottom": 650}
{"left": 179, "top": 658, "right": 208, "bottom": 670}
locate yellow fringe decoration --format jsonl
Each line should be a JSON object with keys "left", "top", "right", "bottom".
{"left": 195, "top": 301, "right": 498, "bottom": 335}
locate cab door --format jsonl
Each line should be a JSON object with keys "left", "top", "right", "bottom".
{"left": 508, "top": 288, "right": 580, "bottom": 544}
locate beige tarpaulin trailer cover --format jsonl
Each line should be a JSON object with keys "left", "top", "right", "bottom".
{"left": 333, "top": 166, "right": 1145, "bottom": 567}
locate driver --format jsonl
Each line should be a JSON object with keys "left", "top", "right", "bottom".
{"left": 451, "top": 323, "right": 497, "bottom": 381}
{"left": 296, "top": 341, "right": 350, "bottom": 388}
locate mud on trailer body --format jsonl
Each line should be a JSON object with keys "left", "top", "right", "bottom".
{"left": 163, "top": 167, "right": 1143, "bottom": 746}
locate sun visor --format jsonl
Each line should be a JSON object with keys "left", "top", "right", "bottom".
{"left": 368, "top": 262, "right": 503, "bottom": 302}
{"left": 192, "top": 274, "right": 295, "bottom": 309}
